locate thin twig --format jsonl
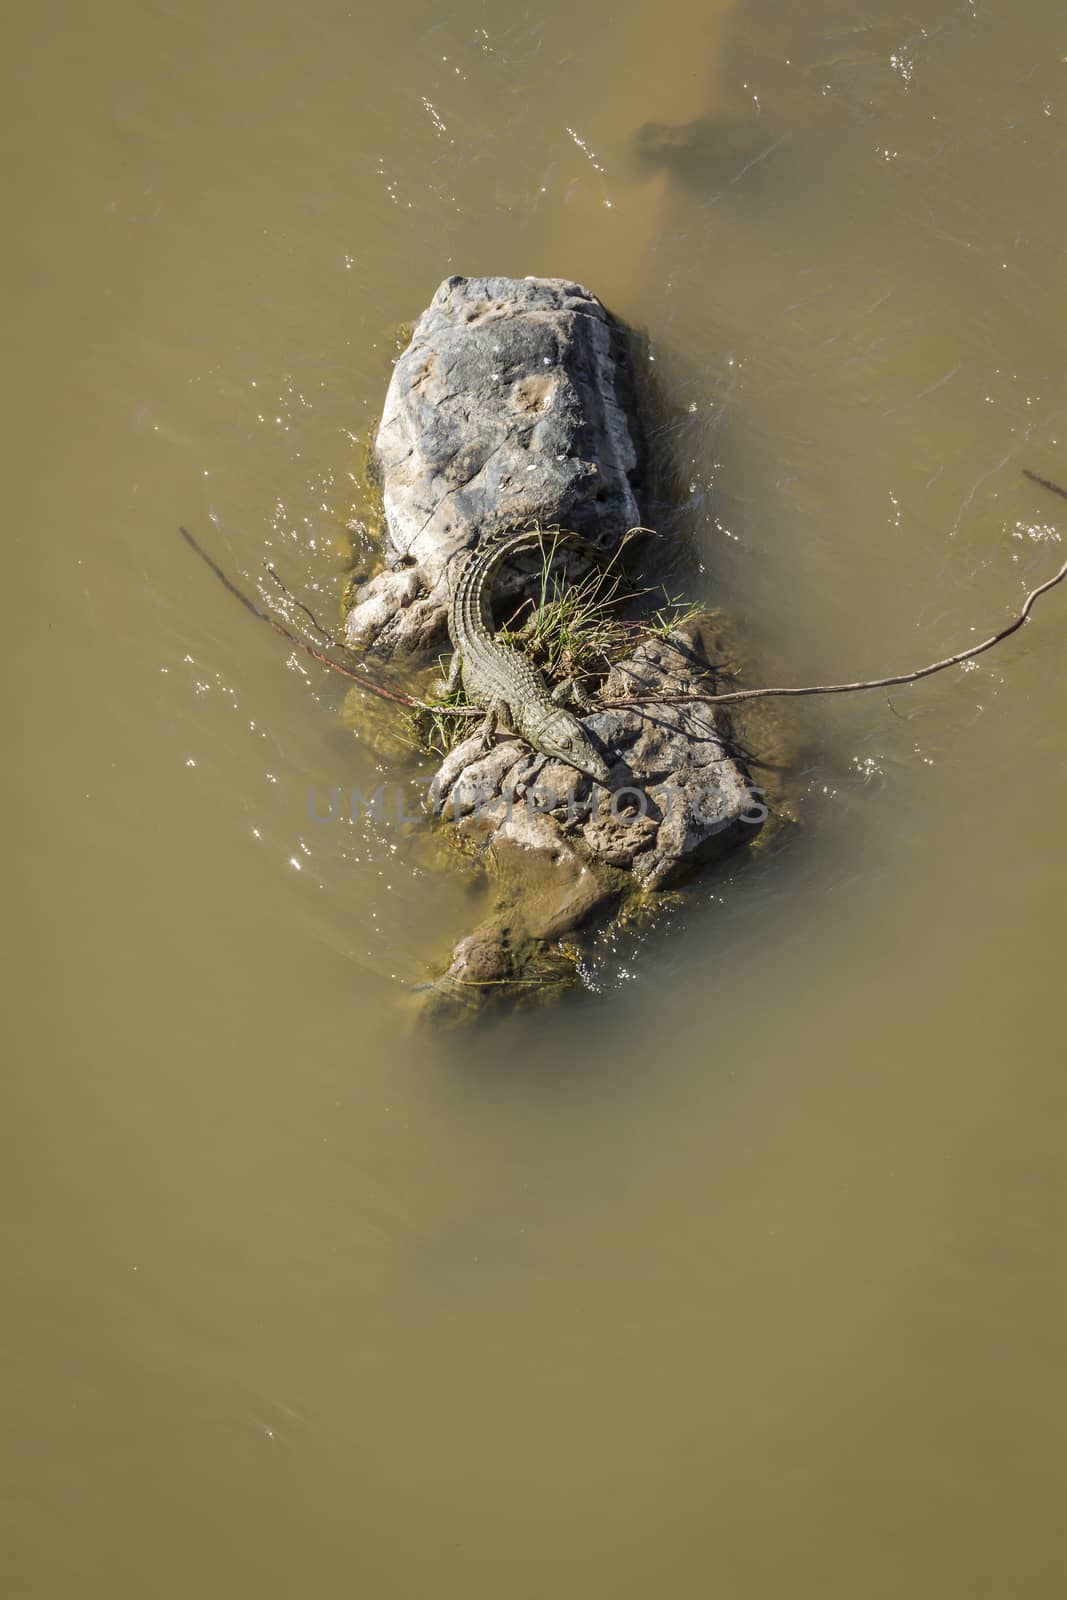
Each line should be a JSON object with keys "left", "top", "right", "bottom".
{"left": 1023, "top": 467, "right": 1067, "bottom": 503}
{"left": 264, "top": 563, "right": 342, "bottom": 647}
{"left": 178, "top": 525, "right": 478, "bottom": 714}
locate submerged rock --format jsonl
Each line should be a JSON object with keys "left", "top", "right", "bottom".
{"left": 345, "top": 274, "right": 763, "bottom": 1011}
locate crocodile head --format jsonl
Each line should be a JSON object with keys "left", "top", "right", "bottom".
{"left": 529, "top": 707, "right": 613, "bottom": 788}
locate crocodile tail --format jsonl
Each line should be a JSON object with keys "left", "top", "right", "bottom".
{"left": 482, "top": 525, "right": 595, "bottom": 568}
{"left": 451, "top": 526, "right": 595, "bottom": 640}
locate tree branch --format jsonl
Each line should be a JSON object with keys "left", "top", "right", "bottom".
{"left": 602, "top": 468, "right": 1067, "bottom": 712}
{"left": 178, "top": 525, "right": 480, "bottom": 716}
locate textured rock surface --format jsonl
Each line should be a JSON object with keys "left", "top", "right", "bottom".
{"left": 422, "top": 623, "right": 764, "bottom": 1009}
{"left": 345, "top": 274, "right": 643, "bottom": 655}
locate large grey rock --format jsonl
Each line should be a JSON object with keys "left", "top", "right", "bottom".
{"left": 345, "top": 274, "right": 643, "bottom": 655}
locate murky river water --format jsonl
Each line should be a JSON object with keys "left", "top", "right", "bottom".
{"left": 5, "top": 1, "right": 1066, "bottom": 1593}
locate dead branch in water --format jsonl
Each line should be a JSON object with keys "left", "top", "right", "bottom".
{"left": 178, "top": 525, "right": 480, "bottom": 716}
{"left": 602, "top": 468, "right": 1067, "bottom": 713}
{"left": 1022, "top": 467, "right": 1067, "bottom": 504}
{"left": 264, "top": 563, "right": 342, "bottom": 648}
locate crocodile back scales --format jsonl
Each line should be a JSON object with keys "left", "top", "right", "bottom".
{"left": 448, "top": 531, "right": 567, "bottom": 731}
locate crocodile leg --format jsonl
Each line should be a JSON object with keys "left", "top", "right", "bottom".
{"left": 477, "top": 696, "right": 506, "bottom": 752}
{"left": 444, "top": 649, "right": 463, "bottom": 694}
{"left": 551, "top": 676, "right": 596, "bottom": 711}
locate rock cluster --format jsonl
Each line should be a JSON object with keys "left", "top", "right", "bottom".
{"left": 344, "top": 275, "right": 762, "bottom": 1006}
{"left": 430, "top": 627, "right": 763, "bottom": 998}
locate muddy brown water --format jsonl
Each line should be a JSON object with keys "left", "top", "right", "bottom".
{"left": 4, "top": 1, "right": 1066, "bottom": 1594}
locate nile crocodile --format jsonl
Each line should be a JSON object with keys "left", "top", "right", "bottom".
{"left": 444, "top": 529, "right": 613, "bottom": 786}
